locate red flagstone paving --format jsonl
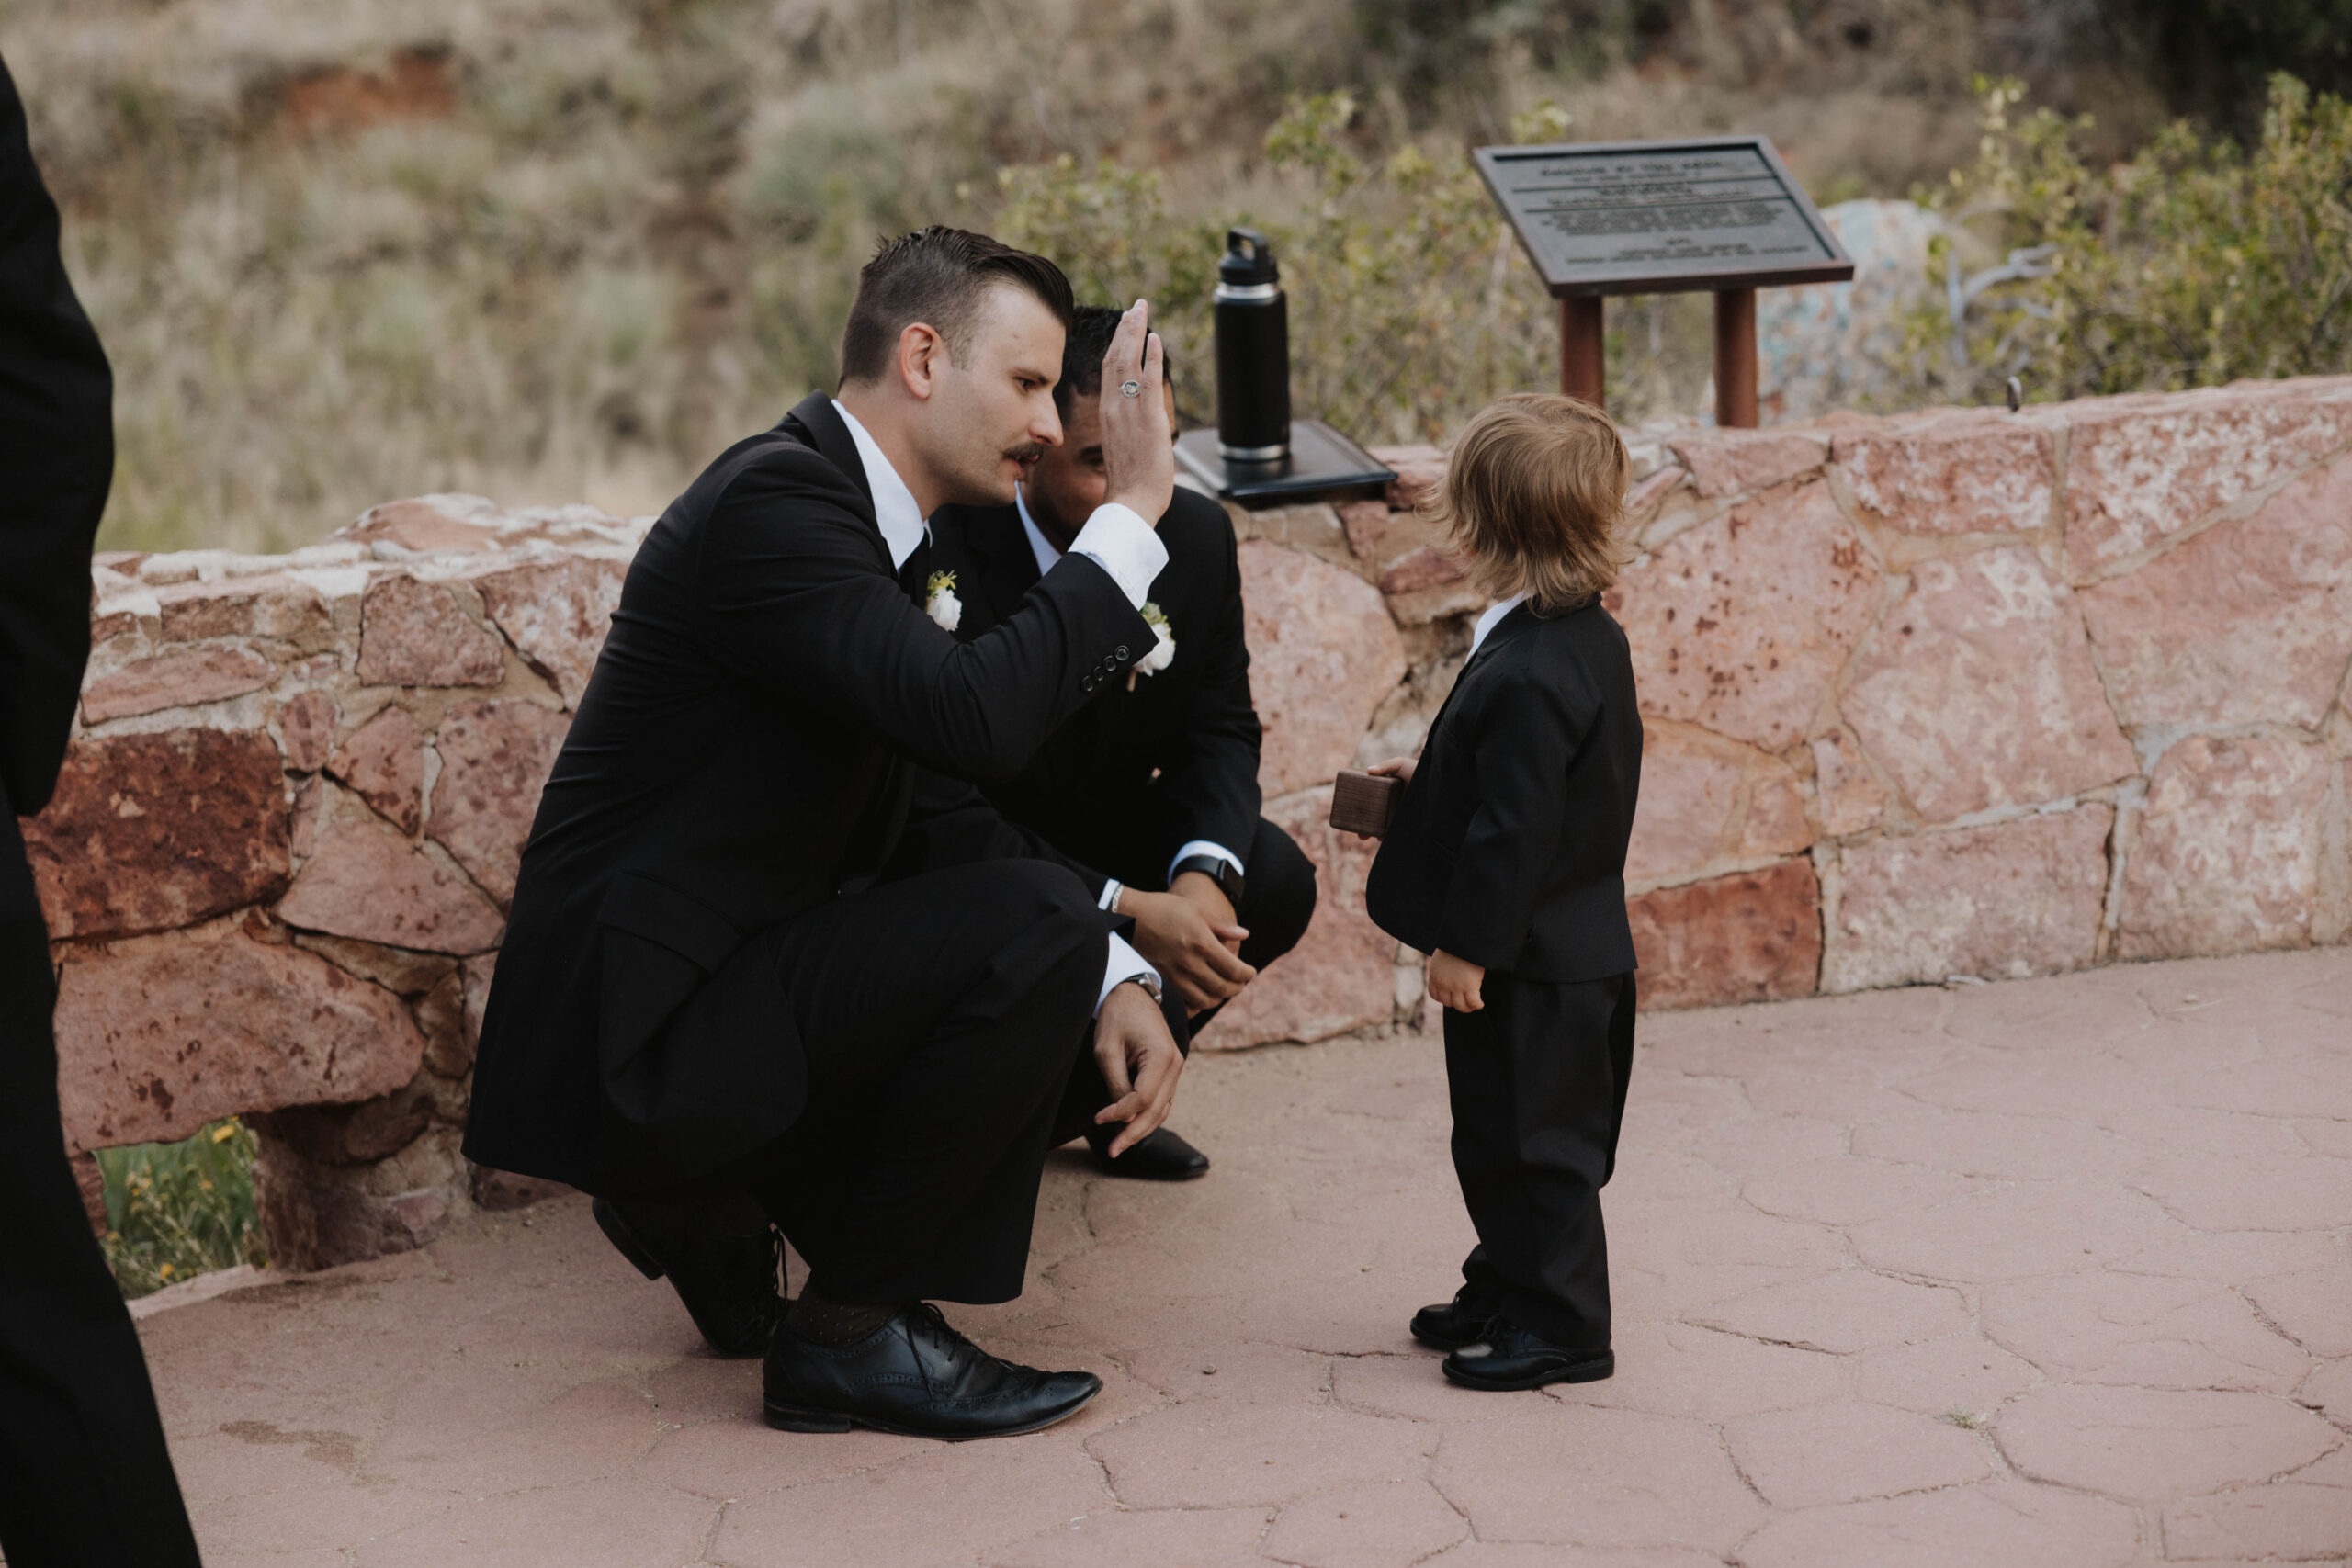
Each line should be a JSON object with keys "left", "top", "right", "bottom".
{"left": 130, "top": 947, "right": 2351, "bottom": 1566}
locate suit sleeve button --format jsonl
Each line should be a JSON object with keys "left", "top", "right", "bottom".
{"left": 1115, "top": 645, "right": 1130, "bottom": 660}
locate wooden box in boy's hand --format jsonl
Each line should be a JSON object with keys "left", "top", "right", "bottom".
{"left": 1329, "top": 769, "right": 1404, "bottom": 837}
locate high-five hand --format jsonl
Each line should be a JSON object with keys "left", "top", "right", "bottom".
{"left": 1099, "top": 299, "right": 1174, "bottom": 525}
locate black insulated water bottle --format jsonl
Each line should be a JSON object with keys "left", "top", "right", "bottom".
{"left": 1214, "top": 228, "right": 1290, "bottom": 463}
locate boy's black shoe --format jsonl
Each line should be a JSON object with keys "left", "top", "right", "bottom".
{"left": 1441, "top": 1315, "right": 1614, "bottom": 1391}
{"left": 763, "top": 1303, "right": 1102, "bottom": 1439}
{"left": 1086, "top": 1125, "right": 1211, "bottom": 1180}
{"left": 594, "top": 1195, "right": 782, "bottom": 1359}
{"left": 1409, "top": 1286, "right": 1504, "bottom": 1351}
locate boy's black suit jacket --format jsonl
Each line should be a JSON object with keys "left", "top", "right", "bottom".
{"left": 1365, "top": 598, "right": 1643, "bottom": 983}
{"left": 465, "top": 393, "right": 1150, "bottom": 1193}
{"left": 926, "top": 485, "right": 1260, "bottom": 882}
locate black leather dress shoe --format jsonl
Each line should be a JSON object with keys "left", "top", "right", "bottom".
{"left": 594, "top": 1195, "right": 783, "bottom": 1359}
{"left": 764, "top": 1303, "right": 1102, "bottom": 1439}
{"left": 1086, "top": 1125, "right": 1211, "bottom": 1180}
{"left": 1409, "top": 1286, "right": 1504, "bottom": 1351}
{"left": 1441, "top": 1315, "right": 1614, "bottom": 1391}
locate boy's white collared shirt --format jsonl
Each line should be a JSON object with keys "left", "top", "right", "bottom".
{"left": 829, "top": 403, "right": 1162, "bottom": 1014}
{"left": 1469, "top": 592, "right": 1530, "bottom": 659}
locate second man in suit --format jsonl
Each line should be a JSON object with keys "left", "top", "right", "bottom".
{"left": 929, "top": 305, "right": 1318, "bottom": 1181}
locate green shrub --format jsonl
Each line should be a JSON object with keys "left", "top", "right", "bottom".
{"left": 994, "top": 93, "right": 1566, "bottom": 446}
{"left": 96, "top": 1118, "right": 266, "bottom": 1300}
{"left": 1901, "top": 72, "right": 2352, "bottom": 405}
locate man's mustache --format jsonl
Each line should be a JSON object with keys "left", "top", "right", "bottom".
{"left": 1003, "top": 442, "right": 1046, "bottom": 466}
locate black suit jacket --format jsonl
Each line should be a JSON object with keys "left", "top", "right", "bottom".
{"left": 0, "top": 58, "right": 112, "bottom": 915}
{"left": 1365, "top": 599, "right": 1642, "bottom": 983}
{"left": 465, "top": 393, "right": 1152, "bottom": 1192}
{"left": 926, "top": 486, "right": 1260, "bottom": 884}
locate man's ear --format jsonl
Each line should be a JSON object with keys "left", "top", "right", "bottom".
{"left": 895, "top": 322, "right": 947, "bottom": 403}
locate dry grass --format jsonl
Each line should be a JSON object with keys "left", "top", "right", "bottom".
{"left": 0, "top": 0, "right": 2168, "bottom": 552}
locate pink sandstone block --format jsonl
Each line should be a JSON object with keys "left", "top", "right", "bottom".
{"left": 2064, "top": 381, "right": 2352, "bottom": 579}
{"left": 1375, "top": 545, "right": 1464, "bottom": 595}
{"left": 355, "top": 575, "right": 505, "bottom": 689}
{"left": 1668, "top": 428, "right": 1829, "bottom": 499}
{"left": 1368, "top": 443, "right": 1446, "bottom": 510}
{"left": 1840, "top": 548, "right": 2136, "bottom": 822}
{"left": 427, "top": 699, "right": 571, "bottom": 908}
{"left": 1809, "top": 725, "right": 1886, "bottom": 836}
{"left": 472, "top": 557, "right": 626, "bottom": 706}
{"left": 2122, "top": 733, "right": 2333, "bottom": 959}
{"left": 1833, "top": 409, "right": 2058, "bottom": 537}
{"left": 1625, "top": 723, "right": 1810, "bottom": 886}
{"left": 1723, "top": 1401, "right": 1990, "bottom": 1507}
{"left": 1627, "top": 858, "right": 1822, "bottom": 1010}
{"left": 2078, "top": 457, "right": 2352, "bottom": 728}
{"left": 25, "top": 729, "right": 291, "bottom": 942}
{"left": 1735, "top": 1478, "right": 2141, "bottom": 1568}
{"left": 1995, "top": 1383, "right": 2339, "bottom": 1502}
{"left": 1260, "top": 1480, "right": 1469, "bottom": 1568}
{"left": 154, "top": 574, "right": 331, "bottom": 646}
{"left": 1337, "top": 499, "right": 1395, "bottom": 559}
{"left": 1607, "top": 481, "right": 1881, "bottom": 750}
{"left": 1431, "top": 1405, "right": 1764, "bottom": 1550}
{"left": 2164, "top": 1483, "right": 2352, "bottom": 1562}
{"left": 277, "top": 813, "right": 504, "bottom": 954}
{"left": 1193, "top": 792, "right": 1391, "bottom": 1048}
{"left": 1825, "top": 805, "right": 2113, "bottom": 991}
{"left": 277, "top": 689, "right": 335, "bottom": 773}
{"left": 327, "top": 705, "right": 425, "bottom": 836}
{"left": 81, "top": 645, "right": 277, "bottom": 724}
{"left": 1239, "top": 539, "right": 1407, "bottom": 797}
{"left": 51, "top": 919, "right": 426, "bottom": 1153}
{"left": 345, "top": 497, "right": 507, "bottom": 553}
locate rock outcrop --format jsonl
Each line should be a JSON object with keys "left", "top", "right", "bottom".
{"left": 32, "top": 378, "right": 2352, "bottom": 1266}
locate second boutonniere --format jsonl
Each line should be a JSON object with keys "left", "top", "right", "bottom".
{"left": 1127, "top": 601, "right": 1176, "bottom": 690}
{"left": 924, "top": 570, "right": 962, "bottom": 632}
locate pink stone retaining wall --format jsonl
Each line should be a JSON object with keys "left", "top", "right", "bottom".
{"left": 33, "top": 379, "right": 2352, "bottom": 1267}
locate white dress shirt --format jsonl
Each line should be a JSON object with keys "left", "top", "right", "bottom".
{"left": 831, "top": 403, "right": 1163, "bottom": 1012}
{"left": 1015, "top": 485, "right": 1247, "bottom": 896}
{"left": 1469, "top": 592, "right": 1529, "bottom": 658}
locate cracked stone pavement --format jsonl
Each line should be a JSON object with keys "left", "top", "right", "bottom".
{"left": 136, "top": 947, "right": 2352, "bottom": 1566}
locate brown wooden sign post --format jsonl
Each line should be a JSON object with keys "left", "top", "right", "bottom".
{"left": 1474, "top": 137, "right": 1851, "bottom": 428}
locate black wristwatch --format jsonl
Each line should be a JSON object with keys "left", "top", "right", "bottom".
{"left": 1171, "top": 853, "right": 1246, "bottom": 908}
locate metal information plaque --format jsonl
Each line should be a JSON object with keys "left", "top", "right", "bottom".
{"left": 1473, "top": 136, "right": 1852, "bottom": 298}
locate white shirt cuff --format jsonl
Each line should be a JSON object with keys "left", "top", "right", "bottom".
{"left": 1097, "top": 932, "right": 1162, "bottom": 1016}
{"left": 1069, "top": 502, "right": 1168, "bottom": 608}
{"left": 1098, "top": 878, "right": 1124, "bottom": 912}
{"left": 1168, "top": 840, "right": 1245, "bottom": 886}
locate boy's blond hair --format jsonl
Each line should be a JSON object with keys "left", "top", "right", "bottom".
{"left": 1426, "top": 393, "right": 1632, "bottom": 615}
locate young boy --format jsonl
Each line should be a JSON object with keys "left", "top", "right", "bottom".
{"left": 1362, "top": 393, "right": 1643, "bottom": 1391}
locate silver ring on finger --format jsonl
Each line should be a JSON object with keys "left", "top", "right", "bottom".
{"left": 1120, "top": 379, "right": 1142, "bottom": 398}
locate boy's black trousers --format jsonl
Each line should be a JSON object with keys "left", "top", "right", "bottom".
{"left": 1443, "top": 970, "right": 1637, "bottom": 1349}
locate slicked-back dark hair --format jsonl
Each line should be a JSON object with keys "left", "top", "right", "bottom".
{"left": 837, "top": 227, "right": 1076, "bottom": 387}
{"left": 1054, "top": 303, "right": 1176, "bottom": 418}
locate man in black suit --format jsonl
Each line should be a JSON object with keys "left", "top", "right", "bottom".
{"left": 0, "top": 56, "right": 206, "bottom": 1567}
{"left": 930, "top": 306, "right": 1317, "bottom": 1180}
{"left": 466, "top": 231, "right": 1188, "bottom": 1439}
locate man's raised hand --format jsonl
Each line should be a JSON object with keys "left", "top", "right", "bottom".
{"left": 1099, "top": 299, "right": 1175, "bottom": 525}
{"left": 1093, "top": 980, "right": 1185, "bottom": 1156}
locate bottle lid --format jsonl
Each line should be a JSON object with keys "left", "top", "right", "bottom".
{"left": 1219, "top": 228, "right": 1280, "bottom": 288}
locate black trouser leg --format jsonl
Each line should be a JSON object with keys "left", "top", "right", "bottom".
{"left": 731, "top": 860, "right": 1102, "bottom": 1306}
{"left": 0, "top": 903, "right": 202, "bottom": 1564}
{"left": 1442, "top": 971, "right": 1636, "bottom": 1350}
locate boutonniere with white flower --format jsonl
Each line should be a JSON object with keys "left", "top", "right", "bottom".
{"left": 1127, "top": 601, "right": 1176, "bottom": 690}
{"left": 924, "top": 570, "right": 962, "bottom": 632}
